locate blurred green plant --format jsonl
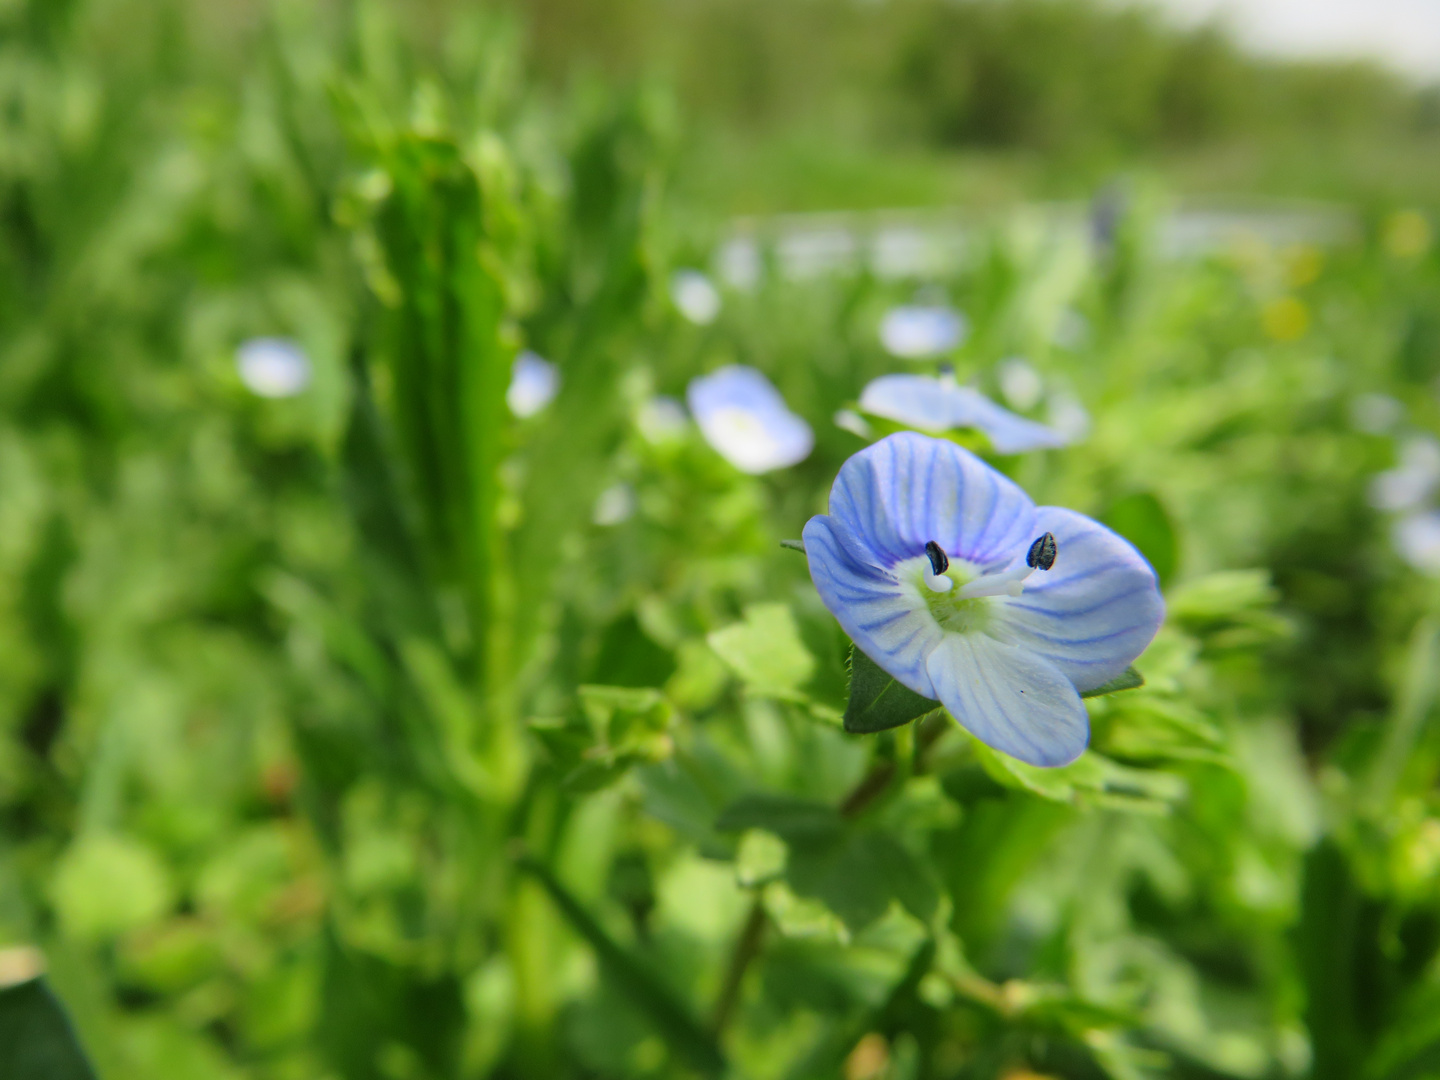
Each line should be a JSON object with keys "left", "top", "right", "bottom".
{"left": 4, "top": 2, "right": 1440, "bottom": 1080}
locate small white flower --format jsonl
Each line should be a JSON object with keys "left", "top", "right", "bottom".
{"left": 637, "top": 396, "right": 689, "bottom": 443}
{"left": 507, "top": 351, "right": 560, "bottom": 418}
{"left": 687, "top": 366, "right": 813, "bottom": 474}
{"left": 1370, "top": 435, "right": 1440, "bottom": 511}
{"left": 236, "top": 338, "right": 311, "bottom": 398}
{"left": 593, "top": 483, "right": 636, "bottom": 526}
{"left": 671, "top": 269, "right": 722, "bottom": 325}
{"left": 1350, "top": 393, "right": 1403, "bottom": 435}
{"left": 879, "top": 305, "right": 967, "bottom": 359}
{"left": 1394, "top": 512, "right": 1440, "bottom": 575}
{"left": 996, "top": 357, "right": 1044, "bottom": 412}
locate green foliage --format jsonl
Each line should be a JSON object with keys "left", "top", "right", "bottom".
{"left": 5, "top": 2, "right": 1440, "bottom": 1079}
{"left": 844, "top": 645, "right": 941, "bottom": 734}
{"left": 0, "top": 978, "right": 96, "bottom": 1080}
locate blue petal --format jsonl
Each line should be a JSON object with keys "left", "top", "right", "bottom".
{"left": 879, "top": 306, "right": 967, "bottom": 358}
{"left": 859, "top": 374, "right": 954, "bottom": 432}
{"left": 687, "top": 365, "right": 788, "bottom": 418}
{"left": 802, "top": 515, "right": 940, "bottom": 697}
{"left": 687, "top": 366, "right": 814, "bottom": 473}
{"left": 999, "top": 507, "right": 1165, "bottom": 691}
{"left": 507, "top": 351, "right": 560, "bottom": 417}
{"left": 826, "top": 432, "right": 1036, "bottom": 570}
{"left": 859, "top": 375, "right": 1070, "bottom": 453}
{"left": 926, "top": 633, "right": 1088, "bottom": 767}
{"left": 955, "top": 389, "right": 1070, "bottom": 454}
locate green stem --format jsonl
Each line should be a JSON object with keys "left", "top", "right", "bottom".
{"left": 709, "top": 895, "right": 767, "bottom": 1036}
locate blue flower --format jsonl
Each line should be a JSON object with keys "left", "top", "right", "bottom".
{"left": 859, "top": 372, "right": 1071, "bottom": 453}
{"left": 803, "top": 432, "right": 1163, "bottom": 766}
{"left": 879, "top": 305, "right": 966, "bottom": 359}
{"left": 236, "top": 338, "right": 311, "bottom": 398}
{"left": 688, "top": 366, "right": 813, "bottom": 474}
{"left": 507, "top": 351, "right": 560, "bottom": 417}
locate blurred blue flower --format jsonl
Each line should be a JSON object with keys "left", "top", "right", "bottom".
{"left": 879, "top": 305, "right": 966, "bottom": 359}
{"left": 996, "top": 356, "right": 1044, "bottom": 411}
{"left": 1395, "top": 512, "right": 1440, "bottom": 575}
{"left": 688, "top": 365, "right": 813, "bottom": 474}
{"left": 1350, "top": 392, "right": 1403, "bottom": 435}
{"left": 593, "top": 483, "right": 636, "bottom": 526}
{"left": 833, "top": 409, "right": 873, "bottom": 439}
{"left": 1370, "top": 435, "right": 1440, "bottom": 511}
{"left": 236, "top": 337, "right": 311, "bottom": 398}
{"left": 1046, "top": 390, "right": 1092, "bottom": 443}
{"left": 637, "top": 395, "right": 689, "bottom": 443}
{"left": 859, "top": 372, "right": 1071, "bottom": 453}
{"left": 804, "top": 432, "right": 1163, "bottom": 766}
{"left": 670, "top": 269, "right": 722, "bottom": 325}
{"left": 507, "top": 351, "right": 560, "bottom": 417}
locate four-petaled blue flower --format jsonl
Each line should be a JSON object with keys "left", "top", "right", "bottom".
{"left": 860, "top": 372, "right": 1071, "bottom": 454}
{"left": 804, "top": 432, "right": 1164, "bottom": 766}
{"left": 688, "top": 366, "right": 814, "bottom": 474}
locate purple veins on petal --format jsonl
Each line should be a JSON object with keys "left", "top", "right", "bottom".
{"left": 803, "top": 433, "right": 1164, "bottom": 767}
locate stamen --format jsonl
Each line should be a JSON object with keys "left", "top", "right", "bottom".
{"left": 924, "top": 541, "right": 949, "bottom": 576}
{"left": 954, "top": 533, "right": 1059, "bottom": 600}
{"left": 923, "top": 540, "right": 954, "bottom": 593}
{"left": 1027, "top": 532, "right": 1057, "bottom": 571}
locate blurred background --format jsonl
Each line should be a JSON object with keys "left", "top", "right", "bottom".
{"left": 5, "top": 2, "right": 1440, "bottom": 1079}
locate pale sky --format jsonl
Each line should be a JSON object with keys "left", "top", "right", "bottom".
{"left": 1141, "top": 0, "right": 1440, "bottom": 80}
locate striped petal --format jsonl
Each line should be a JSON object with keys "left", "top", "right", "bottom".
{"left": 926, "top": 633, "right": 1089, "bottom": 767}
{"left": 802, "top": 514, "right": 940, "bottom": 697}
{"left": 827, "top": 432, "right": 1036, "bottom": 571}
{"left": 997, "top": 507, "right": 1164, "bottom": 692}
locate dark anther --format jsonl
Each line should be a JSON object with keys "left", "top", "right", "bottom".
{"left": 924, "top": 540, "right": 949, "bottom": 576}
{"left": 938, "top": 362, "right": 956, "bottom": 379}
{"left": 1026, "top": 532, "right": 1057, "bottom": 571}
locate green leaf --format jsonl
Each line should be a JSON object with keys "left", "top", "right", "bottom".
{"left": 843, "top": 645, "right": 939, "bottom": 734}
{"left": 0, "top": 977, "right": 98, "bottom": 1080}
{"left": 715, "top": 793, "right": 844, "bottom": 843}
{"left": 708, "top": 604, "right": 816, "bottom": 698}
{"left": 717, "top": 795, "right": 939, "bottom": 932}
{"left": 530, "top": 686, "right": 675, "bottom": 792}
{"left": 972, "top": 744, "right": 1186, "bottom": 813}
{"left": 1080, "top": 666, "right": 1145, "bottom": 698}
{"left": 1102, "top": 491, "right": 1178, "bottom": 586}
{"left": 515, "top": 853, "right": 725, "bottom": 1076}
{"left": 1166, "top": 570, "right": 1277, "bottom": 622}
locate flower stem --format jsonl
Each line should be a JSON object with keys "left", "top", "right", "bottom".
{"left": 709, "top": 894, "right": 768, "bottom": 1035}
{"left": 711, "top": 713, "right": 951, "bottom": 1037}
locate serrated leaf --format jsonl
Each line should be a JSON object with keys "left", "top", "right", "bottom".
{"left": 708, "top": 604, "right": 816, "bottom": 698}
{"left": 1080, "top": 666, "right": 1145, "bottom": 699}
{"left": 972, "top": 743, "right": 1185, "bottom": 813}
{"left": 844, "top": 645, "right": 940, "bottom": 734}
